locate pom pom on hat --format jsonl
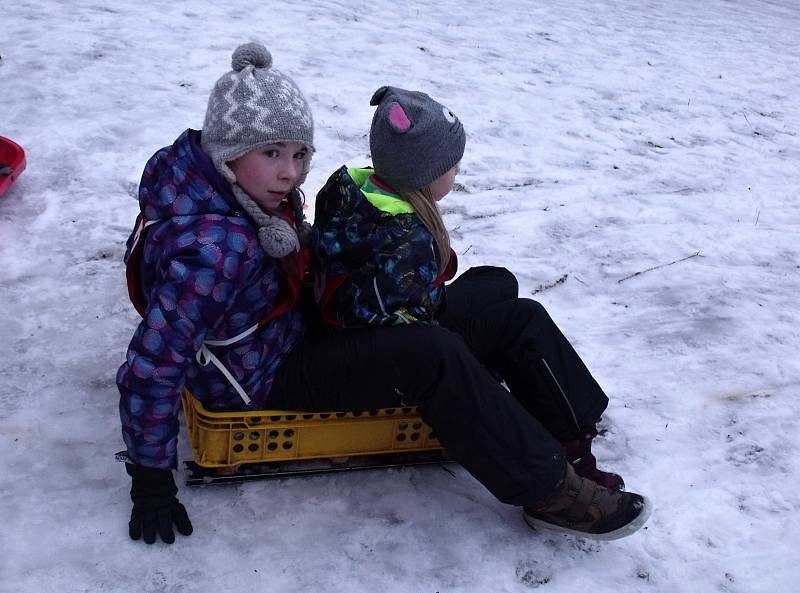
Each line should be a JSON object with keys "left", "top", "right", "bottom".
{"left": 231, "top": 42, "right": 273, "bottom": 71}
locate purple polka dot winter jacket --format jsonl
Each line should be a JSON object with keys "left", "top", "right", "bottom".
{"left": 117, "top": 130, "right": 305, "bottom": 470}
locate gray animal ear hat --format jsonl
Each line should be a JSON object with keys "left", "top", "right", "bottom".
{"left": 201, "top": 42, "right": 314, "bottom": 257}
{"left": 369, "top": 86, "right": 465, "bottom": 193}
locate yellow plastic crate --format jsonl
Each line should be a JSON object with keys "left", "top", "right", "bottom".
{"left": 181, "top": 390, "right": 444, "bottom": 468}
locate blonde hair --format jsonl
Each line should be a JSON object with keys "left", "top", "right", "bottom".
{"left": 400, "top": 186, "right": 451, "bottom": 271}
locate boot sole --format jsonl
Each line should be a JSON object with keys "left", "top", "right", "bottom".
{"left": 523, "top": 495, "right": 653, "bottom": 541}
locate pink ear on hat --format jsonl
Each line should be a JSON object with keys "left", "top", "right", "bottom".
{"left": 387, "top": 102, "right": 411, "bottom": 133}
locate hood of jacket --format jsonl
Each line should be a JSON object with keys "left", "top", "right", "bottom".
{"left": 313, "top": 166, "right": 427, "bottom": 265}
{"left": 312, "top": 166, "right": 451, "bottom": 327}
{"left": 138, "top": 129, "right": 240, "bottom": 224}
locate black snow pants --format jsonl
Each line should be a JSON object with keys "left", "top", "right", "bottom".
{"left": 270, "top": 266, "right": 609, "bottom": 507}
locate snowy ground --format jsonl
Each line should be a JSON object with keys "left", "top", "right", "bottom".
{"left": 2, "top": 0, "right": 799, "bottom": 591}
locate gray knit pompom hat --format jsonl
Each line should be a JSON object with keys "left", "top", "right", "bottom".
{"left": 201, "top": 42, "right": 314, "bottom": 258}
{"left": 202, "top": 42, "right": 314, "bottom": 182}
{"left": 369, "top": 86, "right": 465, "bottom": 193}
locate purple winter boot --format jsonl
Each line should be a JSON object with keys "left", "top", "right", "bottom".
{"left": 562, "top": 427, "right": 625, "bottom": 491}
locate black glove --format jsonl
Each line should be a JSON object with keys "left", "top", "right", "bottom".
{"left": 126, "top": 463, "right": 193, "bottom": 544}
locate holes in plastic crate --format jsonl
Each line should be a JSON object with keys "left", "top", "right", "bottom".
{"left": 395, "top": 418, "right": 421, "bottom": 444}
{"left": 394, "top": 412, "right": 438, "bottom": 444}
{"left": 188, "top": 388, "right": 444, "bottom": 463}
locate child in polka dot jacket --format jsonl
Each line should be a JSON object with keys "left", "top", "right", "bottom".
{"left": 117, "top": 42, "right": 314, "bottom": 544}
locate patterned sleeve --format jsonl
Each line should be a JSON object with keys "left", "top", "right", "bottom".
{"left": 116, "top": 221, "right": 252, "bottom": 469}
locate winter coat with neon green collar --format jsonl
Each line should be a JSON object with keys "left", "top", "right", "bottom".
{"left": 312, "top": 166, "right": 457, "bottom": 328}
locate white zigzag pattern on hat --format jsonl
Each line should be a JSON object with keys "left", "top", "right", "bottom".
{"left": 243, "top": 72, "right": 276, "bottom": 136}
{"left": 276, "top": 78, "right": 312, "bottom": 127}
{"left": 220, "top": 71, "right": 244, "bottom": 142}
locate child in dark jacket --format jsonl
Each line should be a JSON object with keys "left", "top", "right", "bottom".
{"left": 303, "top": 86, "right": 652, "bottom": 539}
{"left": 117, "top": 42, "right": 314, "bottom": 544}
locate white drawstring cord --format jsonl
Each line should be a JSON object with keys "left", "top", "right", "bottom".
{"left": 203, "top": 323, "right": 259, "bottom": 347}
{"left": 195, "top": 323, "right": 260, "bottom": 405}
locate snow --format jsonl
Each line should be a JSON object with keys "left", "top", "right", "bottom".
{"left": 1, "top": 0, "right": 799, "bottom": 591}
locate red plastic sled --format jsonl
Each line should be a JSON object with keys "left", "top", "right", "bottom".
{"left": 0, "top": 136, "right": 27, "bottom": 198}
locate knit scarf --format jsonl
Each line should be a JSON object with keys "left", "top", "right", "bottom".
{"left": 231, "top": 184, "right": 312, "bottom": 258}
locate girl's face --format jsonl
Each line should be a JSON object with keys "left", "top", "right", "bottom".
{"left": 229, "top": 142, "right": 309, "bottom": 211}
{"left": 429, "top": 162, "right": 460, "bottom": 201}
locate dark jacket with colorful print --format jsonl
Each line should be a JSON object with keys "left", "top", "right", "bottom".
{"left": 117, "top": 129, "right": 305, "bottom": 470}
{"left": 312, "top": 166, "right": 456, "bottom": 328}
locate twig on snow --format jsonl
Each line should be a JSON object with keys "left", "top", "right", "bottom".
{"left": 617, "top": 251, "right": 701, "bottom": 283}
{"left": 532, "top": 274, "right": 568, "bottom": 294}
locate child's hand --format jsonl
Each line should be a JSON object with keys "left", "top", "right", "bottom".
{"left": 125, "top": 463, "right": 193, "bottom": 544}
